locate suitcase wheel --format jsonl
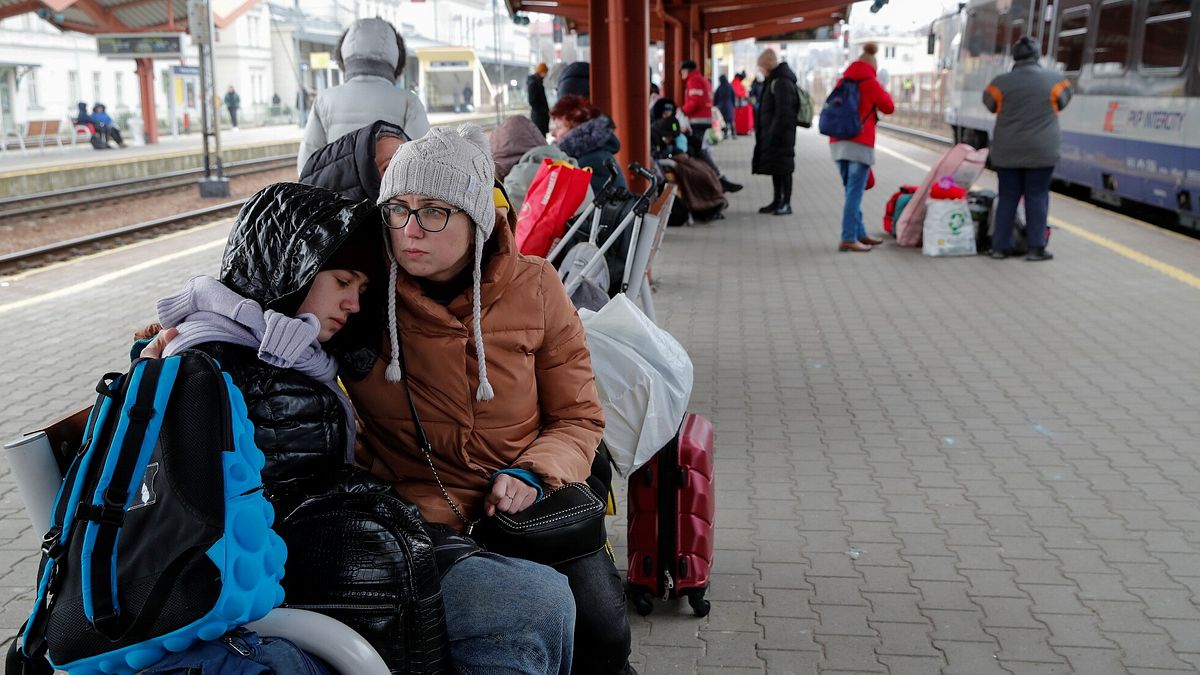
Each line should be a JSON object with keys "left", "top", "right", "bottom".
{"left": 687, "top": 589, "right": 711, "bottom": 618}
{"left": 628, "top": 585, "right": 655, "bottom": 616}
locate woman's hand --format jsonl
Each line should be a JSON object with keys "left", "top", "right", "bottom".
{"left": 485, "top": 473, "right": 539, "bottom": 516}
{"left": 139, "top": 327, "right": 179, "bottom": 359}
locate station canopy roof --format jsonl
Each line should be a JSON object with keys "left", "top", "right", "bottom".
{"left": 505, "top": 0, "right": 852, "bottom": 43}
{"left": 0, "top": 0, "right": 258, "bottom": 35}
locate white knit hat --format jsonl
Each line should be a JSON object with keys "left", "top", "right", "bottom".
{"left": 377, "top": 124, "right": 496, "bottom": 401}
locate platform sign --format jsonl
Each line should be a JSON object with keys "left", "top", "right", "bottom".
{"left": 97, "top": 33, "right": 185, "bottom": 59}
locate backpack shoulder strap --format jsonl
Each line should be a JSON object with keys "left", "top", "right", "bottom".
{"left": 83, "top": 357, "right": 178, "bottom": 638}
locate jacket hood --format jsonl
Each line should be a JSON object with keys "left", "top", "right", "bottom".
{"left": 558, "top": 116, "right": 619, "bottom": 158}
{"left": 221, "top": 182, "right": 382, "bottom": 317}
{"left": 842, "top": 60, "right": 876, "bottom": 81}
{"left": 339, "top": 17, "right": 401, "bottom": 81}
{"left": 300, "top": 119, "right": 406, "bottom": 202}
{"left": 491, "top": 115, "right": 547, "bottom": 179}
{"left": 557, "top": 61, "right": 590, "bottom": 98}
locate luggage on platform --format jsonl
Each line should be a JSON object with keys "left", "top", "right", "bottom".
{"left": 884, "top": 185, "right": 919, "bottom": 235}
{"left": 969, "top": 189, "right": 1049, "bottom": 255}
{"left": 626, "top": 413, "right": 715, "bottom": 618}
{"left": 896, "top": 144, "right": 989, "bottom": 247}
{"left": 734, "top": 105, "right": 754, "bottom": 136}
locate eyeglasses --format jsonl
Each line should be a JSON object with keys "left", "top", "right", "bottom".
{"left": 381, "top": 203, "right": 464, "bottom": 233}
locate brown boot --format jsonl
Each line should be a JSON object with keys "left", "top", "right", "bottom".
{"left": 839, "top": 241, "right": 872, "bottom": 252}
{"left": 859, "top": 236, "right": 883, "bottom": 246}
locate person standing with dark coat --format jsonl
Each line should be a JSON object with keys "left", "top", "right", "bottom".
{"left": 983, "top": 36, "right": 1071, "bottom": 262}
{"left": 713, "top": 75, "right": 736, "bottom": 139}
{"left": 752, "top": 50, "right": 800, "bottom": 216}
{"left": 299, "top": 119, "right": 408, "bottom": 202}
{"left": 528, "top": 63, "right": 551, "bottom": 135}
{"left": 223, "top": 86, "right": 241, "bottom": 130}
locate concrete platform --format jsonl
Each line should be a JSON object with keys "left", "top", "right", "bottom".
{"left": 0, "top": 110, "right": 507, "bottom": 197}
{"left": 3, "top": 127, "right": 1200, "bottom": 674}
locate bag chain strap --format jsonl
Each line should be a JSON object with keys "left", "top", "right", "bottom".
{"left": 394, "top": 338, "right": 480, "bottom": 535}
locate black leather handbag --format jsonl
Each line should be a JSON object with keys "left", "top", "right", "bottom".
{"left": 477, "top": 482, "right": 607, "bottom": 566}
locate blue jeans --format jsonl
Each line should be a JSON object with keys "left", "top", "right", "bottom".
{"left": 836, "top": 160, "right": 870, "bottom": 243}
{"left": 994, "top": 166, "right": 1053, "bottom": 251}
{"left": 441, "top": 553, "right": 576, "bottom": 674}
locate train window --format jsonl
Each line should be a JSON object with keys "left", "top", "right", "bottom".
{"left": 1054, "top": 7, "right": 1090, "bottom": 73}
{"left": 1093, "top": 0, "right": 1132, "bottom": 74}
{"left": 1141, "top": 0, "right": 1191, "bottom": 70}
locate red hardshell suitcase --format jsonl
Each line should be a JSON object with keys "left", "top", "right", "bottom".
{"left": 734, "top": 105, "right": 754, "bottom": 136}
{"left": 626, "top": 413, "right": 715, "bottom": 617}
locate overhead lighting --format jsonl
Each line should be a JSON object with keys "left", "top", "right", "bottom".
{"left": 788, "top": 17, "right": 805, "bottom": 23}
{"left": 523, "top": 1, "right": 560, "bottom": 6}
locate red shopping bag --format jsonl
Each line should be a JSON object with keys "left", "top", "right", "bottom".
{"left": 517, "top": 159, "right": 592, "bottom": 257}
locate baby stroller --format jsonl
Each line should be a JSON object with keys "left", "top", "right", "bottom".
{"left": 549, "top": 161, "right": 663, "bottom": 319}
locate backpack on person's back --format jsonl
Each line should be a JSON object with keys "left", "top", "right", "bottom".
{"left": 819, "top": 78, "right": 868, "bottom": 139}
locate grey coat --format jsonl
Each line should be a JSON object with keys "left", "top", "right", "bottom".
{"left": 298, "top": 77, "right": 430, "bottom": 173}
{"left": 982, "top": 59, "right": 1072, "bottom": 168}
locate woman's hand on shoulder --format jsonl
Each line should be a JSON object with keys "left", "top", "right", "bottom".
{"left": 485, "top": 473, "right": 539, "bottom": 516}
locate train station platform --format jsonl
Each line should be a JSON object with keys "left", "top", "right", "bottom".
{"left": 3, "top": 126, "right": 1200, "bottom": 674}
{"left": 0, "top": 111, "right": 506, "bottom": 197}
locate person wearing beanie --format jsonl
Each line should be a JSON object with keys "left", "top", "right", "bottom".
{"left": 297, "top": 17, "right": 431, "bottom": 173}
{"left": 828, "top": 42, "right": 895, "bottom": 252}
{"left": 752, "top": 48, "right": 801, "bottom": 216}
{"left": 550, "top": 95, "right": 628, "bottom": 194}
{"left": 983, "top": 36, "right": 1071, "bottom": 261}
{"left": 528, "top": 62, "right": 552, "bottom": 135}
{"left": 341, "top": 124, "right": 635, "bottom": 674}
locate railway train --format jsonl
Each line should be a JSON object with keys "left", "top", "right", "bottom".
{"left": 942, "top": 0, "right": 1199, "bottom": 226}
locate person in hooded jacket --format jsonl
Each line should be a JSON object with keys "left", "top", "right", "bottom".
{"left": 298, "top": 120, "right": 407, "bottom": 202}
{"left": 492, "top": 115, "right": 550, "bottom": 181}
{"left": 139, "top": 182, "right": 577, "bottom": 675}
{"left": 752, "top": 49, "right": 801, "bottom": 216}
{"left": 713, "top": 75, "right": 737, "bottom": 139}
{"left": 528, "top": 63, "right": 551, "bottom": 135}
{"left": 982, "top": 36, "right": 1070, "bottom": 262}
{"left": 550, "top": 96, "right": 627, "bottom": 195}
{"left": 651, "top": 98, "right": 728, "bottom": 222}
{"left": 339, "top": 124, "right": 636, "bottom": 675}
{"left": 829, "top": 42, "right": 894, "bottom": 252}
{"left": 297, "top": 18, "right": 430, "bottom": 173}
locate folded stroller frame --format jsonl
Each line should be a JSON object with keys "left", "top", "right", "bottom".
{"left": 549, "top": 160, "right": 663, "bottom": 321}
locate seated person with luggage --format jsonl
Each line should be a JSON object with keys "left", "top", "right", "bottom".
{"left": 651, "top": 98, "right": 727, "bottom": 223}
{"left": 138, "top": 181, "right": 577, "bottom": 674}
{"left": 337, "top": 124, "right": 636, "bottom": 675}
{"left": 90, "top": 103, "right": 126, "bottom": 148}
{"left": 550, "top": 96, "right": 627, "bottom": 194}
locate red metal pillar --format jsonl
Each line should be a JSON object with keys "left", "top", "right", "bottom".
{"left": 608, "top": 0, "right": 650, "bottom": 188}
{"left": 700, "top": 30, "right": 711, "bottom": 77}
{"left": 135, "top": 58, "right": 159, "bottom": 144}
{"left": 662, "top": 14, "right": 681, "bottom": 101}
{"left": 588, "top": 0, "right": 612, "bottom": 114}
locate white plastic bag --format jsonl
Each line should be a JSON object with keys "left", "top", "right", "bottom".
{"left": 923, "top": 198, "right": 976, "bottom": 257}
{"left": 580, "top": 294, "right": 693, "bottom": 477}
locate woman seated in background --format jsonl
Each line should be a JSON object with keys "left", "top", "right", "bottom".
{"left": 550, "top": 96, "right": 627, "bottom": 195}
{"left": 650, "top": 98, "right": 727, "bottom": 222}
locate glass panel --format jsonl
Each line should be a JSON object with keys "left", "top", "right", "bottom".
{"left": 1055, "top": 8, "right": 1089, "bottom": 72}
{"left": 1094, "top": 1, "right": 1132, "bottom": 74}
{"left": 1142, "top": 0, "right": 1191, "bottom": 69}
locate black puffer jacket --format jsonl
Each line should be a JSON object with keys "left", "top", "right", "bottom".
{"left": 298, "top": 119, "right": 405, "bottom": 202}
{"left": 752, "top": 62, "right": 800, "bottom": 176}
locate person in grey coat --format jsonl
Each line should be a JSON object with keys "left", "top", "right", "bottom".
{"left": 297, "top": 18, "right": 430, "bottom": 173}
{"left": 983, "top": 36, "right": 1072, "bottom": 261}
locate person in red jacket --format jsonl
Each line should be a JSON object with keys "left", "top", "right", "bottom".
{"left": 680, "top": 59, "right": 742, "bottom": 194}
{"left": 829, "top": 43, "right": 894, "bottom": 252}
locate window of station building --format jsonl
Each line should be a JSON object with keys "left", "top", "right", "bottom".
{"left": 114, "top": 72, "right": 124, "bottom": 107}
{"left": 1141, "top": 0, "right": 1190, "bottom": 70}
{"left": 92, "top": 72, "right": 102, "bottom": 102}
{"left": 68, "top": 70, "right": 79, "bottom": 103}
{"left": 1093, "top": 0, "right": 1131, "bottom": 75}
{"left": 27, "top": 71, "right": 39, "bottom": 108}
{"left": 1054, "top": 6, "right": 1089, "bottom": 73}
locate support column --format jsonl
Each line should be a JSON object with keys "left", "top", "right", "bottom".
{"left": 608, "top": 0, "right": 650, "bottom": 189}
{"left": 135, "top": 58, "right": 159, "bottom": 144}
{"left": 700, "top": 30, "right": 711, "bottom": 77}
{"left": 662, "top": 16, "right": 681, "bottom": 101}
{"left": 588, "top": 0, "right": 612, "bottom": 114}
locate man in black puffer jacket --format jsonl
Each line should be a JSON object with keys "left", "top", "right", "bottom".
{"left": 298, "top": 120, "right": 407, "bottom": 201}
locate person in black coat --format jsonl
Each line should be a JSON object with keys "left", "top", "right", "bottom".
{"left": 751, "top": 49, "right": 800, "bottom": 216}
{"left": 713, "top": 75, "right": 737, "bottom": 139}
{"left": 527, "top": 63, "right": 551, "bottom": 135}
{"left": 298, "top": 120, "right": 407, "bottom": 202}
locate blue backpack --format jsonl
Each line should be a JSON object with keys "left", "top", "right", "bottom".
{"left": 7, "top": 351, "right": 286, "bottom": 675}
{"left": 138, "top": 628, "right": 331, "bottom": 675}
{"left": 818, "top": 78, "right": 868, "bottom": 140}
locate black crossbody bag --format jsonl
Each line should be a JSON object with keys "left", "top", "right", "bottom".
{"left": 394, "top": 341, "right": 606, "bottom": 566}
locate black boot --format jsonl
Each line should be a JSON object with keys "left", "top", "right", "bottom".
{"left": 759, "top": 175, "right": 782, "bottom": 213}
{"left": 720, "top": 176, "right": 743, "bottom": 193}
{"left": 772, "top": 173, "right": 793, "bottom": 215}
{"left": 1025, "top": 247, "right": 1054, "bottom": 261}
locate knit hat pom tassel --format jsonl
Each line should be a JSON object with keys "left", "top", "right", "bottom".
{"left": 472, "top": 229, "right": 494, "bottom": 402}
{"left": 384, "top": 259, "right": 403, "bottom": 383}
